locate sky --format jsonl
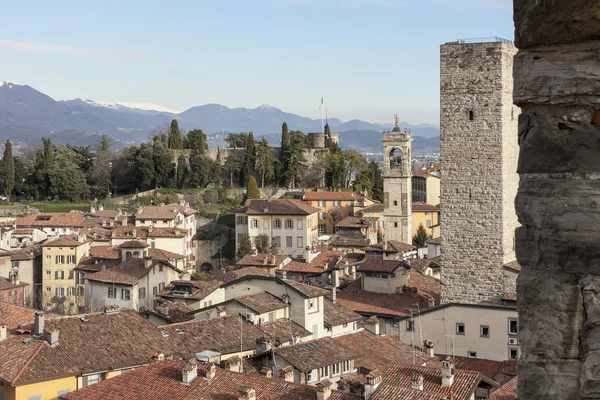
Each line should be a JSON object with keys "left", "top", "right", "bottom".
{"left": 0, "top": 0, "right": 514, "bottom": 125}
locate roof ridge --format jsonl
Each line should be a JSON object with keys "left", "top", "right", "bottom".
{"left": 12, "top": 340, "right": 45, "bottom": 384}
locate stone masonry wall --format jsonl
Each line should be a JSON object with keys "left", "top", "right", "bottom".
{"left": 514, "top": 1, "right": 600, "bottom": 398}
{"left": 440, "top": 42, "right": 520, "bottom": 305}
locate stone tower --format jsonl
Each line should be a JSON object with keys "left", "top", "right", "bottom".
{"left": 439, "top": 40, "right": 520, "bottom": 305}
{"left": 382, "top": 116, "right": 412, "bottom": 244}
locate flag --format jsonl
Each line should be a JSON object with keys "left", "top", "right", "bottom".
{"left": 318, "top": 97, "right": 323, "bottom": 110}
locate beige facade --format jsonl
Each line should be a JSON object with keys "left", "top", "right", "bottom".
{"left": 303, "top": 192, "right": 375, "bottom": 235}
{"left": 412, "top": 208, "right": 440, "bottom": 237}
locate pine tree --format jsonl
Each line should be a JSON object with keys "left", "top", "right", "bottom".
{"left": 279, "top": 123, "right": 291, "bottom": 186}
{"left": 169, "top": 119, "right": 183, "bottom": 149}
{"left": 245, "top": 176, "right": 260, "bottom": 200}
{"left": 98, "top": 135, "right": 112, "bottom": 153}
{"left": 2, "top": 140, "right": 14, "bottom": 200}
{"left": 256, "top": 138, "right": 275, "bottom": 188}
{"left": 239, "top": 132, "right": 256, "bottom": 187}
{"left": 412, "top": 223, "right": 429, "bottom": 247}
{"left": 176, "top": 153, "right": 188, "bottom": 189}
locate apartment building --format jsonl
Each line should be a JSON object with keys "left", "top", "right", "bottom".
{"left": 303, "top": 190, "right": 376, "bottom": 235}
{"left": 14, "top": 212, "right": 87, "bottom": 240}
{"left": 411, "top": 168, "right": 441, "bottom": 205}
{"left": 412, "top": 202, "right": 440, "bottom": 237}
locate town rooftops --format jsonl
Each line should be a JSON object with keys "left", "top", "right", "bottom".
{"left": 237, "top": 252, "right": 285, "bottom": 267}
{"left": 0, "top": 301, "right": 36, "bottom": 334}
{"left": 111, "top": 225, "right": 187, "bottom": 239}
{"left": 60, "top": 358, "right": 360, "bottom": 400}
{"left": 323, "top": 297, "right": 363, "bottom": 328}
{"left": 220, "top": 267, "right": 271, "bottom": 283}
{"left": 370, "top": 385, "right": 448, "bottom": 400}
{"left": 14, "top": 212, "right": 87, "bottom": 228}
{"left": 275, "top": 336, "right": 360, "bottom": 372}
{"left": 44, "top": 236, "right": 87, "bottom": 247}
{"left": 89, "top": 246, "right": 121, "bottom": 260}
{"left": 0, "top": 277, "right": 29, "bottom": 291}
{"left": 364, "top": 240, "right": 416, "bottom": 254}
{"left": 135, "top": 202, "right": 196, "bottom": 220}
{"left": 359, "top": 203, "right": 385, "bottom": 214}
{"left": 411, "top": 202, "right": 440, "bottom": 212}
{"left": 119, "top": 239, "right": 150, "bottom": 249}
{"left": 304, "top": 191, "right": 366, "bottom": 201}
{"left": 157, "top": 279, "right": 222, "bottom": 301}
{"left": 10, "top": 248, "right": 39, "bottom": 261}
{"left": 256, "top": 319, "right": 312, "bottom": 344}
{"left": 489, "top": 376, "right": 517, "bottom": 400}
{"left": 234, "top": 291, "right": 288, "bottom": 314}
{"left": 233, "top": 199, "right": 320, "bottom": 216}
{"left": 330, "top": 237, "right": 371, "bottom": 248}
{"left": 280, "top": 260, "right": 324, "bottom": 274}
{"left": 359, "top": 258, "right": 408, "bottom": 274}
{"left": 151, "top": 299, "right": 195, "bottom": 324}
{"left": 85, "top": 258, "right": 178, "bottom": 286}
{"left": 406, "top": 257, "right": 441, "bottom": 274}
{"left": 336, "top": 216, "right": 379, "bottom": 229}
{"left": 148, "top": 248, "right": 185, "bottom": 262}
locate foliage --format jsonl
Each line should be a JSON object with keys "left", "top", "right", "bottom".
{"left": 239, "top": 132, "right": 256, "bottom": 187}
{"left": 285, "top": 129, "right": 307, "bottom": 188}
{"left": 1, "top": 140, "right": 15, "bottom": 199}
{"left": 190, "top": 272, "right": 208, "bottom": 281}
{"left": 176, "top": 153, "right": 188, "bottom": 189}
{"left": 168, "top": 119, "right": 183, "bottom": 149}
{"left": 327, "top": 207, "right": 344, "bottom": 227}
{"left": 254, "top": 234, "right": 277, "bottom": 254}
{"left": 225, "top": 132, "right": 248, "bottom": 149}
{"left": 412, "top": 223, "right": 429, "bottom": 247}
{"left": 279, "top": 122, "right": 291, "bottom": 187}
{"left": 48, "top": 146, "right": 89, "bottom": 201}
{"left": 187, "top": 129, "right": 207, "bottom": 154}
{"left": 245, "top": 176, "right": 260, "bottom": 200}
{"left": 255, "top": 138, "right": 276, "bottom": 188}
{"left": 236, "top": 234, "right": 252, "bottom": 259}
{"left": 224, "top": 152, "right": 241, "bottom": 188}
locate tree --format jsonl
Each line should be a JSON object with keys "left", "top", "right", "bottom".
{"left": 369, "top": 161, "right": 383, "bottom": 202}
{"left": 153, "top": 136, "right": 173, "bottom": 187}
{"left": 168, "top": 119, "right": 183, "bottom": 149}
{"left": 279, "top": 122, "right": 291, "bottom": 186}
{"left": 136, "top": 143, "right": 156, "bottom": 189}
{"left": 48, "top": 146, "right": 89, "bottom": 201}
{"left": 89, "top": 150, "right": 113, "bottom": 198}
{"left": 98, "top": 135, "right": 113, "bottom": 153}
{"left": 236, "top": 234, "right": 252, "bottom": 259}
{"left": 212, "top": 148, "right": 222, "bottom": 187}
{"left": 327, "top": 207, "right": 343, "bottom": 228}
{"left": 187, "top": 129, "right": 207, "bottom": 154}
{"left": 176, "top": 153, "right": 188, "bottom": 189}
{"left": 412, "top": 223, "right": 429, "bottom": 247}
{"left": 286, "top": 131, "right": 307, "bottom": 188}
{"left": 225, "top": 133, "right": 248, "bottom": 149}
{"left": 255, "top": 138, "right": 275, "bottom": 188}
{"left": 2, "top": 140, "right": 15, "bottom": 199}
{"left": 254, "top": 234, "right": 277, "bottom": 254}
{"left": 325, "top": 143, "right": 344, "bottom": 190}
{"left": 239, "top": 132, "right": 256, "bottom": 187}
{"left": 224, "top": 152, "right": 241, "bottom": 188}
{"left": 324, "top": 122, "right": 332, "bottom": 148}
{"left": 245, "top": 176, "right": 260, "bottom": 200}
{"left": 187, "top": 152, "right": 211, "bottom": 188}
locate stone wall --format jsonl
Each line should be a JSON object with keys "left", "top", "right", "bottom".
{"left": 439, "top": 41, "right": 520, "bottom": 305}
{"left": 513, "top": 1, "right": 600, "bottom": 398}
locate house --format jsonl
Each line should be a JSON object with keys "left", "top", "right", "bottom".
{"left": 10, "top": 246, "right": 42, "bottom": 307}
{"left": 411, "top": 202, "right": 440, "bottom": 237}
{"left": 10, "top": 228, "right": 47, "bottom": 248}
{"left": 334, "top": 217, "right": 379, "bottom": 248}
{"left": 41, "top": 236, "right": 91, "bottom": 314}
{"left": 155, "top": 279, "right": 223, "bottom": 310}
{"left": 406, "top": 257, "right": 441, "bottom": 280}
{"left": 236, "top": 251, "right": 290, "bottom": 275}
{"left": 276, "top": 250, "right": 360, "bottom": 288}
{"left": 330, "top": 237, "right": 372, "bottom": 254}
{"left": 14, "top": 212, "right": 87, "bottom": 239}
{"left": 110, "top": 225, "right": 188, "bottom": 267}
{"left": 364, "top": 240, "right": 417, "bottom": 261}
{"left": 0, "top": 307, "right": 169, "bottom": 400}
{"left": 234, "top": 199, "right": 320, "bottom": 258}
{"left": 0, "top": 276, "right": 29, "bottom": 306}
{"left": 84, "top": 242, "right": 187, "bottom": 313}
{"left": 411, "top": 167, "right": 440, "bottom": 205}
{"left": 60, "top": 358, "right": 361, "bottom": 400}
{"left": 303, "top": 190, "right": 376, "bottom": 235}
{"left": 322, "top": 297, "right": 363, "bottom": 338}
{"left": 426, "top": 237, "right": 441, "bottom": 258}
{"left": 148, "top": 299, "right": 196, "bottom": 325}
{"left": 0, "top": 301, "right": 36, "bottom": 335}
{"left": 358, "top": 203, "right": 385, "bottom": 237}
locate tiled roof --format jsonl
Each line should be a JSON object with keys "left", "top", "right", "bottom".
{"left": 275, "top": 337, "right": 360, "bottom": 372}
{"left": 334, "top": 330, "right": 431, "bottom": 372}
{"left": 501, "top": 293, "right": 517, "bottom": 302}
{"left": 336, "top": 216, "right": 379, "bottom": 229}
{"left": 158, "top": 279, "right": 222, "bottom": 301}
{"left": 61, "top": 358, "right": 360, "bottom": 400}
{"left": 364, "top": 240, "right": 416, "bottom": 254}
{"left": 12, "top": 228, "right": 34, "bottom": 235}
{"left": 371, "top": 385, "right": 447, "bottom": 400}
{"left": 136, "top": 203, "right": 196, "bottom": 220}
{"left": 111, "top": 225, "right": 149, "bottom": 239}
{"left": 44, "top": 236, "right": 86, "bottom": 247}
{"left": 503, "top": 261, "right": 521, "bottom": 272}
{"left": 14, "top": 212, "right": 87, "bottom": 228}
{"left": 359, "top": 203, "right": 384, "bottom": 214}
{"left": 151, "top": 300, "right": 195, "bottom": 323}
{"left": 234, "top": 199, "right": 320, "bottom": 216}
{"left": 220, "top": 267, "right": 271, "bottom": 283}
{"left": 330, "top": 237, "right": 371, "bottom": 247}
{"left": 430, "top": 356, "right": 503, "bottom": 381}
{"left": 10, "top": 248, "right": 37, "bottom": 261}
{"left": 280, "top": 260, "right": 324, "bottom": 274}
{"left": 406, "top": 258, "right": 440, "bottom": 274}
{"left": 237, "top": 253, "right": 285, "bottom": 267}
{"left": 90, "top": 246, "right": 121, "bottom": 259}
{"left": 285, "top": 280, "right": 330, "bottom": 298}
{"left": 0, "top": 277, "right": 28, "bottom": 291}
{"left": 0, "top": 301, "right": 36, "bottom": 334}
{"left": 0, "top": 309, "right": 167, "bottom": 385}
{"left": 86, "top": 258, "right": 169, "bottom": 285}
{"left": 489, "top": 376, "right": 517, "bottom": 400}
{"left": 235, "top": 291, "right": 288, "bottom": 314}
{"left": 162, "top": 315, "right": 268, "bottom": 358}
{"left": 119, "top": 239, "right": 149, "bottom": 249}
{"left": 381, "top": 363, "right": 482, "bottom": 400}
{"left": 310, "top": 250, "right": 342, "bottom": 269}
{"left": 148, "top": 227, "right": 187, "bottom": 238}
{"left": 323, "top": 298, "right": 363, "bottom": 327}
{"left": 426, "top": 237, "right": 441, "bottom": 245}
{"left": 257, "top": 319, "right": 312, "bottom": 344}
{"left": 148, "top": 248, "right": 185, "bottom": 262}
{"left": 500, "top": 360, "right": 517, "bottom": 377}
{"left": 88, "top": 210, "right": 119, "bottom": 219}
{"left": 304, "top": 191, "right": 365, "bottom": 201}
{"left": 359, "top": 259, "right": 406, "bottom": 274}
{"left": 411, "top": 202, "right": 440, "bottom": 212}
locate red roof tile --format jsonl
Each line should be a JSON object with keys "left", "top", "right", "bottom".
{"left": 359, "top": 259, "right": 406, "bottom": 274}
{"left": 157, "top": 279, "right": 222, "bottom": 301}
{"left": 359, "top": 203, "right": 384, "bottom": 214}
{"left": 323, "top": 298, "right": 363, "bottom": 327}
{"left": 501, "top": 293, "right": 517, "bottom": 302}
{"left": 336, "top": 216, "right": 379, "bottom": 229}
{"left": 489, "top": 376, "right": 517, "bottom": 400}
{"left": 275, "top": 337, "right": 360, "bottom": 372}
{"left": 411, "top": 202, "right": 440, "bottom": 212}
{"left": 151, "top": 300, "right": 195, "bottom": 323}
{"left": 257, "top": 319, "right": 312, "bottom": 344}
{"left": 119, "top": 240, "right": 149, "bottom": 249}
{"left": 371, "top": 385, "right": 447, "bottom": 400}
{"left": 0, "top": 301, "right": 36, "bottom": 334}
{"left": 426, "top": 237, "right": 441, "bottom": 245}
{"left": 86, "top": 258, "right": 175, "bottom": 285}
{"left": 280, "top": 260, "right": 324, "bottom": 274}
{"left": 304, "top": 191, "right": 365, "bottom": 201}
{"left": 430, "top": 356, "right": 503, "bottom": 381}
{"left": 234, "top": 199, "right": 320, "bottom": 215}
{"left": 364, "top": 240, "right": 416, "bottom": 254}
{"left": 44, "top": 237, "right": 86, "bottom": 247}
{"left": 0, "top": 277, "right": 28, "bottom": 291}
{"left": 89, "top": 246, "right": 121, "bottom": 260}
{"left": 15, "top": 212, "right": 87, "bottom": 228}
{"left": 238, "top": 253, "right": 285, "bottom": 267}
{"left": 220, "top": 267, "right": 271, "bottom": 283}
{"left": 235, "top": 291, "right": 288, "bottom": 314}
{"left": 136, "top": 203, "right": 196, "bottom": 220}
{"left": 503, "top": 261, "right": 521, "bottom": 273}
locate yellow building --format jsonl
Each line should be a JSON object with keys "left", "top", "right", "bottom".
{"left": 303, "top": 191, "right": 377, "bottom": 235}
{"left": 42, "top": 236, "right": 91, "bottom": 315}
{"left": 412, "top": 202, "right": 440, "bottom": 237}
{"left": 411, "top": 167, "right": 441, "bottom": 205}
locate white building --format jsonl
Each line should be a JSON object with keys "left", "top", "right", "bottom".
{"left": 234, "top": 199, "right": 320, "bottom": 258}
{"left": 14, "top": 212, "right": 87, "bottom": 240}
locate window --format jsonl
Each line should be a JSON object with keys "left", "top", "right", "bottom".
{"left": 67, "top": 255, "right": 76, "bottom": 264}
{"left": 342, "top": 323, "right": 348, "bottom": 328}
{"left": 394, "top": 222, "right": 398, "bottom": 228}
{"left": 456, "top": 323, "right": 465, "bottom": 335}
{"left": 77, "top": 286, "right": 84, "bottom": 296}
{"left": 319, "top": 212, "right": 325, "bottom": 220}
{"left": 68, "top": 270, "right": 74, "bottom": 280}
{"left": 159, "top": 264, "right": 163, "bottom": 272}
{"left": 263, "top": 219, "right": 269, "bottom": 229}
{"left": 406, "top": 320, "right": 414, "bottom": 331}
{"left": 274, "top": 219, "right": 282, "bottom": 229}
{"left": 333, "top": 200, "right": 341, "bottom": 207}
{"left": 468, "top": 110, "right": 474, "bottom": 121}
{"left": 297, "top": 219, "right": 303, "bottom": 230}
{"left": 55, "top": 270, "right": 64, "bottom": 280}
{"left": 342, "top": 360, "right": 350, "bottom": 372}
{"left": 86, "top": 373, "right": 101, "bottom": 386}
{"left": 509, "top": 318, "right": 518, "bottom": 335}
{"left": 318, "top": 200, "right": 325, "bottom": 207}
{"left": 77, "top": 272, "right": 84, "bottom": 283}
{"left": 139, "top": 287, "right": 146, "bottom": 299}
{"left": 320, "top": 366, "right": 329, "bottom": 378}
{"left": 318, "top": 224, "right": 326, "bottom": 234}
{"left": 237, "top": 234, "right": 244, "bottom": 245}
{"left": 308, "top": 299, "right": 315, "bottom": 310}
{"left": 158, "top": 282, "right": 165, "bottom": 291}
{"left": 426, "top": 220, "right": 431, "bottom": 228}
{"left": 66, "top": 287, "right": 76, "bottom": 296}
{"left": 509, "top": 348, "right": 519, "bottom": 359}
{"left": 286, "top": 236, "right": 292, "bottom": 248}
{"left": 333, "top": 363, "right": 340, "bottom": 375}
{"left": 468, "top": 351, "right": 477, "bottom": 358}
{"left": 55, "top": 287, "right": 64, "bottom": 297}
{"left": 251, "top": 219, "right": 258, "bottom": 228}
{"left": 108, "top": 287, "right": 116, "bottom": 298}
{"left": 307, "top": 370, "right": 314, "bottom": 382}
{"left": 480, "top": 325, "right": 490, "bottom": 338}
{"left": 56, "top": 255, "right": 66, "bottom": 264}
{"left": 285, "top": 219, "right": 293, "bottom": 229}
{"left": 236, "top": 216, "right": 244, "bottom": 225}
{"left": 297, "top": 237, "right": 303, "bottom": 248}
{"left": 153, "top": 286, "right": 158, "bottom": 295}
{"left": 273, "top": 236, "right": 281, "bottom": 247}
{"left": 12, "top": 261, "right": 19, "bottom": 268}
{"left": 46, "top": 286, "right": 51, "bottom": 292}
{"left": 46, "top": 270, "right": 51, "bottom": 277}
{"left": 46, "top": 254, "right": 51, "bottom": 260}
{"left": 121, "top": 289, "right": 131, "bottom": 301}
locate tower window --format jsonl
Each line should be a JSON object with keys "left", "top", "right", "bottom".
{"left": 393, "top": 201, "right": 398, "bottom": 206}
{"left": 394, "top": 222, "right": 398, "bottom": 228}
{"left": 468, "top": 110, "right": 474, "bottom": 121}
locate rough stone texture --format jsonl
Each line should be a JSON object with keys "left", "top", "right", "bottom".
{"left": 514, "top": 1, "right": 600, "bottom": 398}
{"left": 382, "top": 130, "right": 412, "bottom": 244}
{"left": 439, "top": 41, "right": 520, "bottom": 305}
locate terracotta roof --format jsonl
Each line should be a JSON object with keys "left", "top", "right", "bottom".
{"left": 275, "top": 336, "right": 360, "bottom": 372}
{"left": 323, "top": 298, "right": 363, "bottom": 327}
{"left": 359, "top": 203, "right": 384, "bottom": 214}
{"left": 426, "top": 237, "right": 441, "bottom": 245}
{"left": 371, "top": 385, "right": 447, "bottom": 400}
{"left": 364, "top": 240, "right": 416, "bottom": 254}
{"left": 334, "top": 330, "right": 431, "bottom": 372}
{"left": 257, "top": 319, "right": 312, "bottom": 344}
{"left": 157, "top": 279, "right": 222, "bottom": 301}
{"left": 10, "top": 249, "right": 37, "bottom": 261}
{"left": 44, "top": 237, "right": 86, "bottom": 247}
{"left": 406, "top": 258, "right": 441, "bottom": 274}
{"left": 0, "top": 301, "right": 36, "bottom": 334}
{"left": 304, "top": 191, "right": 365, "bottom": 201}
{"left": 90, "top": 246, "right": 121, "bottom": 259}
{"left": 237, "top": 253, "right": 285, "bottom": 267}
{"left": 235, "top": 291, "right": 288, "bottom": 314}
{"left": 61, "top": 358, "right": 360, "bottom": 400}
{"left": 220, "top": 267, "right": 271, "bottom": 284}
{"left": 411, "top": 202, "right": 440, "bottom": 212}
{"left": 0, "top": 309, "right": 167, "bottom": 385}
{"left": 381, "top": 362, "right": 483, "bottom": 400}
{"left": 310, "top": 250, "right": 342, "bottom": 269}
{"left": 489, "top": 376, "right": 517, "bottom": 400}
{"left": 151, "top": 300, "right": 195, "bottom": 323}
{"left": 500, "top": 360, "right": 517, "bottom": 377}
{"left": 86, "top": 258, "right": 170, "bottom": 285}
{"left": 336, "top": 216, "right": 379, "bottom": 229}
{"left": 148, "top": 248, "right": 185, "bottom": 262}
{"left": 430, "top": 356, "right": 503, "bottom": 381}
{"left": 280, "top": 260, "right": 324, "bottom": 274}
{"left": 74, "top": 257, "right": 120, "bottom": 273}
{"left": 111, "top": 225, "right": 149, "bottom": 239}
{"left": 501, "top": 293, "right": 517, "bottom": 302}
{"left": 359, "top": 259, "right": 407, "bottom": 274}
{"left": 12, "top": 229, "right": 34, "bottom": 235}
{"left": 234, "top": 199, "right": 320, "bottom": 216}
{"left": 148, "top": 227, "right": 187, "bottom": 238}
{"left": 0, "top": 277, "right": 29, "bottom": 291}
{"left": 330, "top": 237, "right": 371, "bottom": 248}
{"left": 14, "top": 212, "right": 87, "bottom": 228}
{"left": 119, "top": 240, "right": 149, "bottom": 249}
{"left": 136, "top": 203, "right": 196, "bottom": 220}
{"left": 285, "top": 280, "right": 330, "bottom": 298}
{"left": 503, "top": 261, "right": 521, "bottom": 273}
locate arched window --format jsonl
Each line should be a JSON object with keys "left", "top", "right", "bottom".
{"left": 389, "top": 148, "right": 402, "bottom": 169}
{"left": 125, "top": 251, "right": 132, "bottom": 259}
{"left": 133, "top": 251, "right": 140, "bottom": 257}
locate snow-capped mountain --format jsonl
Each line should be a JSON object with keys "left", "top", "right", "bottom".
{"left": 0, "top": 80, "right": 20, "bottom": 89}
{"left": 84, "top": 99, "right": 182, "bottom": 114}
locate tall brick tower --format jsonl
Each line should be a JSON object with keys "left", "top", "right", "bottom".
{"left": 382, "top": 115, "right": 412, "bottom": 244}
{"left": 439, "top": 39, "right": 520, "bottom": 304}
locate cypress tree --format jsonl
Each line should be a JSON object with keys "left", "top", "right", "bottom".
{"left": 2, "top": 140, "right": 14, "bottom": 200}
{"left": 168, "top": 119, "right": 183, "bottom": 149}
{"left": 239, "top": 132, "right": 256, "bottom": 187}
{"left": 413, "top": 223, "right": 429, "bottom": 247}
{"left": 324, "top": 123, "right": 332, "bottom": 148}
{"left": 176, "top": 153, "right": 188, "bottom": 189}
{"left": 246, "top": 176, "right": 260, "bottom": 200}
{"left": 280, "top": 123, "right": 291, "bottom": 186}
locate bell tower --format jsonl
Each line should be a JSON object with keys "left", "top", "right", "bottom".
{"left": 382, "top": 115, "right": 412, "bottom": 244}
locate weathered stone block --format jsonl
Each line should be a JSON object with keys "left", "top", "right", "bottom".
{"left": 581, "top": 350, "right": 600, "bottom": 398}
{"left": 518, "top": 360, "right": 582, "bottom": 400}
{"left": 514, "top": 0, "right": 600, "bottom": 48}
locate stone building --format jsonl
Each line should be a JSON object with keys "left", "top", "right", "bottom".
{"left": 382, "top": 117, "right": 412, "bottom": 244}
{"left": 439, "top": 39, "right": 520, "bottom": 305}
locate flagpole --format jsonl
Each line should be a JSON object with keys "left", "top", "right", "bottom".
{"left": 321, "top": 97, "right": 324, "bottom": 134}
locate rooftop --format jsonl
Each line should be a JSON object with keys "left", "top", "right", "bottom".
{"left": 0, "top": 277, "right": 29, "bottom": 291}
{"left": 489, "top": 376, "right": 517, "bottom": 400}
{"left": 304, "top": 191, "right": 366, "bottom": 202}
{"left": 411, "top": 202, "right": 440, "bottom": 212}
{"left": 257, "top": 319, "right": 312, "bottom": 344}
{"left": 359, "top": 203, "right": 384, "bottom": 214}
{"left": 426, "top": 237, "right": 441, "bottom": 246}
{"left": 364, "top": 240, "right": 416, "bottom": 254}
{"left": 15, "top": 212, "right": 87, "bottom": 228}
{"left": 237, "top": 252, "right": 285, "bottom": 267}
{"left": 157, "top": 279, "right": 222, "bottom": 301}
{"left": 0, "top": 301, "right": 36, "bottom": 334}
{"left": 44, "top": 236, "right": 86, "bottom": 247}
{"left": 275, "top": 336, "right": 360, "bottom": 372}
{"left": 234, "top": 291, "right": 288, "bottom": 314}
{"left": 234, "top": 199, "right": 320, "bottom": 216}
{"left": 86, "top": 258, "right": 176, "bottom": 285}
{"left": 370, "top": 385, "right": 447, "bottom": 400}
{"left": 323, "top": 297, "right": 363, "bottom": 328}
{"left": 119, "top": 240, "right": 149, "bottom": 249}
{"left": 336, "top": 216, "right": 379, "bottom": 229}
{"left": 135, "top": 203, "right": 196, "bottom": 220}
{"left": 359, "top": 259, "right": 407, "bottom": 274}
{"left": 89, "top": 246, "right": 121, "bottom": 260}
{"left": 151, "top": 300, "right": 195, "bottom": 323}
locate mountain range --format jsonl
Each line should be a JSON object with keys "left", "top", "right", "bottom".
{"left": 0, "top": 80, "right": 440, "bottom": 153}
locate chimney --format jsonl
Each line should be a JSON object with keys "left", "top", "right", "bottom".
{"left": 263, "top": 257, "right": 268, "bottom": 265}
{"left": 182, "top": 359, "right": 198, "bottom": 385}
{"left": 99, "top": 204, "right": 104, "bottom": 211}
{"left": 148, "top": 225, "right": 153, "bottom": 233}
{"left": 364, "top": 316, "right": 380, "bottom": 336}
{"left": 11, "top": 272, "right": 19, "bottom": 286}
{"left": 104, "top": 305, "right": 120, "bottom": 315}
{"left": 46, "top": 329, "right": 59, "bottom": 346}
{"left": 109, "top": 220, "right": 114, "bottom": 227}
{"left": 223, "top": 356, "right": 241, "bottom": 372}
{"left": 260, "top": 367, "right": 273, "bottom": 378}
{"left": 255, "top": 337, "right": 273, "bottom": 355}
{"left": 152, "top": 352, "right": 165, "bottom": 362}
{"left": 34, "top": 312, "right": 44, "bottom": 336}
{"left": 145, "top": 257, "right": 153, "bottom": 269}
{"left": 205, "top": 362, "right": 216, "bottom": 380}
{"left": 280, "top": 270, "right": 287, "bottom": 280}
{"left": 102, "top": 219, "right": 107, "bottom": 227}
{"left": 411, "top": 374, "right": 424, "bottom": 391}
{"left": 160, "top": 305, "right": 169, "bottom": 317}
{"left": 316, "top": 379, "right": 333, "bottom": 400}
{"left": 279, "top": 366, "right": 294, "bottom": 382}
{"left": 331, "top": 287, "right": 336, "bottom": 304}
{"left": 427, "top": 297, "right": 435, "bottom": 308}
{"left": 237, "top": 386, "right": 256, "bottom": 400}
{"left": 216, "top": 306, "right": 226, "bottom": 317}
{"left": 423, "top": 340, "right": 435, "bottom": 358}
{"left": 364, "top": 369, "right": 382, "bottom": 400}
{"left": 0, "top": 325, "right": 6, "bottom": 342}
{"left": 132, "top": 229, "right": 137, "bottom": 238}
{"left": 441, "top": 357, "right": 455, "bottom": 388}
{"left": 90, "top": 206, "right": 96, "bottom": 213}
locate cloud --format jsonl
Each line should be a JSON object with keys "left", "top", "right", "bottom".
{"left": 0, "top": 39, "right": 158, "bottom": 61}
